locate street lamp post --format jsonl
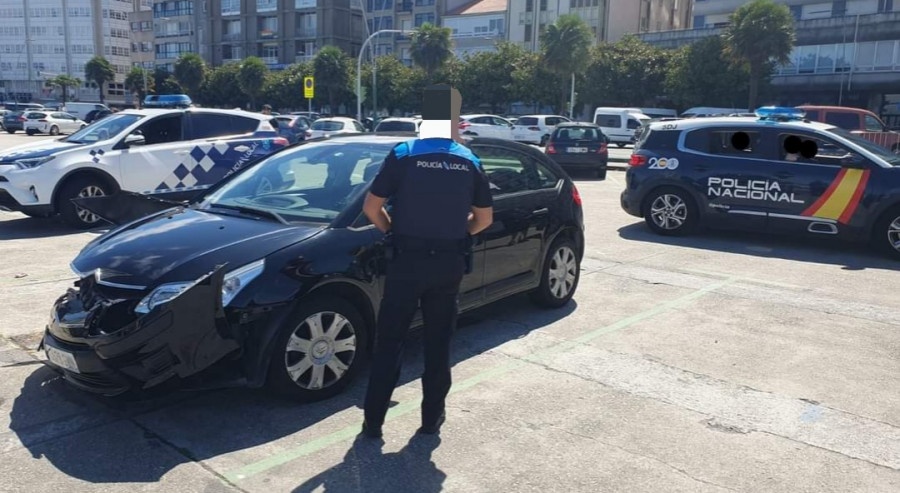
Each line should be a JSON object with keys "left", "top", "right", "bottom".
{"left": 357, "top": 29, "right": 412, "bottom": 122}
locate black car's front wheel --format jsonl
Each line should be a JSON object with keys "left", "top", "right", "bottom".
{"left": 643, "top": 187, "right": 697, "bottom": 236}
{"left": 531, "top": 236, "right": 580, "bottom": 308}
{"left": 267, "top": 296, "right": 368, "bottom": 401}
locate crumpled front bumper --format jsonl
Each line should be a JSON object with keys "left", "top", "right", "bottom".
{"left": 41, "top": 266, "right": 240, "bottom": 395}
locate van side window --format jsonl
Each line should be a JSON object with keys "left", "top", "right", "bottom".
{"left": 627, "top": 118, "right": 642, "bottom": 130}
{"left": 708, "top": 130, "right": 762, "bottom": 156}
{"left": 595, "top": 114, "right": 621, "bottom": 127}
{"left": 803, "top": 110, "right": 819, "bottom": 121}
{"left": 864, "top": 115, "right": 884, "bottom": 132}
{"left": 824, "top": 112, "right": 860, "bottom": 130}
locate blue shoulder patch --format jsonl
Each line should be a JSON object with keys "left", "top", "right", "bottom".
{"left": 393, "top": 141, "right": 410, "bottom": 159}
{"left": 449, "top": 141, "right": 481, "bottom": 168}
{"left": 407, "top": 138, "right": 451, "bottom": 157}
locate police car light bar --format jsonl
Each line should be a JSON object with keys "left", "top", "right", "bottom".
{"left": 755, "top": 106, "right": 806, "bottom": 121}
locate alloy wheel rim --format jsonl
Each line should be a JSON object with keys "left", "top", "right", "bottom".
{"left": 284, "top": 311, "right": 357, "bottom": 390}
{"left": 650, "top": 194, "right": 687, "bottom": 230}
{"left": 75, "top": 185, "right": 105, "bottom": 224}
{"left": 887, "top": 216, "right": 900, "bottom": 252}
{"left": 548, "top": 246, "right": 577, "bottom": 299}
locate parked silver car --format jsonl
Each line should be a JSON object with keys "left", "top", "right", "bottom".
{"left": 23, "top": 111, "right": 86, "bottom": 136}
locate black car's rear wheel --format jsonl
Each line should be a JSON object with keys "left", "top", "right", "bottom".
{"left": 872, "top": 206, "right": 900, "bottom": 260}
{"left": 643, "top": 187, "right": 697, "bottom": 236}
{"left": 267, "top": 296, "right": 368, "bottom": 400}
{"left": 531, "top": 236, "right": 580, "bottom": 308}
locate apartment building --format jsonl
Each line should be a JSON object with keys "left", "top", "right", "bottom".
{"left": 131, "top": 0, "right": 155, "bottom": 73}
{"left": 0, "top": 0, "right": 133, "bottom": 105}
{"left": 207, "top": 0, "right": 365, "bottom": 68}
{"left": 442, "top": 0, "right": 507, "bottom": 58}
{"left": 507, "top": 0, "right": 693, "bottom": 52}
{"left": 637, "top": 0, "right": 900, "bottom": 122}
{"left": 151, "top": 0, "right": 209, "bottom": 72}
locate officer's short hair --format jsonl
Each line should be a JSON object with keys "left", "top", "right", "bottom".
{"left": 422, "top": 84, "right": 461, "bottom": 122}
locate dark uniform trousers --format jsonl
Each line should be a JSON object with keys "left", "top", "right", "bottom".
{"left": 364, "top": 235, "right": 467, "bottom": 428}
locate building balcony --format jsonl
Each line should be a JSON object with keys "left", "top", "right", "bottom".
{"left": 261, "top": 56, "right": 279, "bottom": 65}
{"left": 259, "top": 31, "right": 278, "bottom": 39}
{"left": 223, "top": 56, "right": 243, "bottom": 63}
{"left": 223, "top": 32, "right": 242, "bottom": 41}
{"left": 397, "top": 2, "right": 412, "bottom": 13}
{"left": 295, "top": 28, "right": 317, "bottom": 38}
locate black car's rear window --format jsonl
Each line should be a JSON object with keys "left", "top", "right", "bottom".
{"left": 553, "top": 127, "right": 602, "bottom": 141}
{"left": 25, "top": 112, "right": 46, "bottom": 119}
{"left": 376, "top": 121, "right": 416, "bottom": 132}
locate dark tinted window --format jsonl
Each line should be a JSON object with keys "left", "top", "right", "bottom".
{"left": 864, "top": 114, "right": 884, "bottom": 132}
{"left": 518, "top": 117, "right": 539, "bottom": 126}
{"left": 683, "top": 129, "right": 709, "bottom": 153}
{"left": 778, "top": 132, "right": 859, "bottom": 166}
{"left": 191, "top": 113, "right": 236, "bottom": 139}
{"left": 470, "top": 116, "right": 492, "bottom": 124}
{"left": 803, "top": 110, "right": 819, "bottom": 121}
{"left": 25, "top": 112, "right": 46, "bottom": 119}
{"left": 232, "top": 116, "right": 262, "bottom": 134}
{"left": 312, "top": 121, "right": 345, "bottom": 131}
{"left": 376, "top": 121, "right": 416, "bottom": 132}
{"left": 627, "top": 118, "right": 642, "bottom": 129}
{"left": 134, "top": 114, "right": 183, "bottom": 145}
{"left": 553, "top": 126, "right": 602, "bottom": 141}
{"left": 532, "top": 160, "right": 560, "bottom": 189}
{"left": 642, "top": 129, "right": 680, "bottom": 151}
{"left": 595, "top": 114, "right": 621, "bottom": 127}
{"left": 476, "top": 146, "right": 532, "bottom": 196}
{"left": 708, "top": 130, "right": 762, "bottom": 156}
{"left": 825, "top": 112, "right": 860, "bottom": 130}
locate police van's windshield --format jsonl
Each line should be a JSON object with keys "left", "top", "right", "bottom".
{"left": 826, "top": 127, "right": 900, "bottom": 166}
{"left": 65, "top": 114, "right": 143, "bottom": 144}
{"left": 199, "top": 140, "right": 394, "bottom": 224}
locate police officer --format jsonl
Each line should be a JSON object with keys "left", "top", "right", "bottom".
{"left": 361, "top": 84, "right": 493, "bottom": 438}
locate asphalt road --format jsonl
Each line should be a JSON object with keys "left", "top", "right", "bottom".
{"left": 1, "top": 131, "right": 899, "bottom": 492}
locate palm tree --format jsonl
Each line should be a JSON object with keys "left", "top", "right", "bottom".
{"left": 48, "top": 74, "right": 82, "bottom": 105}
{"left": 409, "top": 22, "right": 453, "bottom": 81}
{"left": 723, "top": 0, "right": 795, "bottom": 109}
{"left": 84, "top": 56, "right": 115, "bottom": 104}
{"left": 174, "top": 53, "right": 207, "bottom": 97}
{"left": 541, "top": 15, "right": 592, "bottom": 115}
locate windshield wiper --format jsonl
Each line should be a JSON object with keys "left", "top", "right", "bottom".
{"left": 207, "top": 203, "right": 289, "bottom": 225}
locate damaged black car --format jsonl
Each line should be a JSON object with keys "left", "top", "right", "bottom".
{"left": 41, "top": 135, "right": 585, "bottom": 399}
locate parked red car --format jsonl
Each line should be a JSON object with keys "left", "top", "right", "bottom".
{"left": 797, "top": 105, "right": 900, "bottom": 154}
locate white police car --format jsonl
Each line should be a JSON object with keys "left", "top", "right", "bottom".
{"left": 0, "top": 108, "right": 287, "bottom": 228}
{"left": 621, "top": 107, "right": 900, "bottom": 258}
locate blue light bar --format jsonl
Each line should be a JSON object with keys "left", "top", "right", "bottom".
{"left": 755, "top": 106, "right": 806, "bottom": 121}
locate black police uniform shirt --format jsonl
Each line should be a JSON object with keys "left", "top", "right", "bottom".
{"left": 370, "top": 138, "right": 493, "bottom": 241}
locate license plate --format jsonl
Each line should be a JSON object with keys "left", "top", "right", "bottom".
{"left": 568, "top": 147, "right": 588, "bottom": 153}
{"left": 46, "top": 346, "right": 80, "bottom": 373}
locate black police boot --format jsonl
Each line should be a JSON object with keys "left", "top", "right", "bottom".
{"left": 416, "top": 411, "right": 446, "bottom": 435}
{"left": 360, "top": 420, "right": 383, "bottom": 438}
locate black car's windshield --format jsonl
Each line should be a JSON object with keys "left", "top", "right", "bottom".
{"left": 826, "top": 127, "right": 900, "bottom": 166}
{"left": 199, "top": 140, "right": 395, "bottom": 223}
{"left": 65, "top": 114, "right": 143, "bottom": 143}
{"left": 554, "top": 127, "right": 602, "bottom": 141}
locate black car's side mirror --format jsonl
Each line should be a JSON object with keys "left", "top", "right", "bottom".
{"left": 124, "top": 133, "right": 146, "bottom": 147}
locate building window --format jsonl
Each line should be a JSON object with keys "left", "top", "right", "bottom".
{"left": 414, "top": 13, "right": 435, "bottom": 26}
{"left": 261, "top": 44, "right": 279, "bottom": 61}
{"left": 832, "top": 0, "right": 847, "bottom": 17}
{"left": 489, "top": 19, "right": 504, "bottom": 34}
{"left": 260, "top": 16, "right": 278, "bottom": 37}
{"left": 527, "top": 0, "right": 533, "bottom": 12}
{"left": 878, "top": 0, "right": 894, "bottom": 13}
{"left": 415, "top": 0, "right": 434, "bottom": 5}
{"left": 524, "top": 24, "right": 532, "bottom": 42}
{"left": 224, "top": 45, "right": 243, "bottom": 60}
{"left": 540, "top": 0, "right": 547, "bottom": 10}
{"left": 153, "top": 1, "right": 193, "bottom": 18}
{"left": 789, "top": 5, "right": 802, "bottom": 20}
{"left": 257, "top": 0, "right": 277, "bottom": 12}
{"left": 297, "top": 13, "right": 317, "bottom": 36}
{"left": 222, "top": 0, "right": 240, "bottom": 15}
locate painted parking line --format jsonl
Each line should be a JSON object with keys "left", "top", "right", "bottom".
{"left": 224, "top": 277, "right": 735, "bottom": 482}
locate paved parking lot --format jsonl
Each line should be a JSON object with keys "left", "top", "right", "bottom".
{"left": 1, "top": 130, "right": 899, "bottom": 492}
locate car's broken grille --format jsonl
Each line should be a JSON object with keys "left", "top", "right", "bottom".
{"left": 75, "top": 276, "right": 143, "bottom": 335}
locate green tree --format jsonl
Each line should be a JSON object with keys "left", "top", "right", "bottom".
{"left": 666, "top": 36, "right": 751, "bottom": 111}
{"left": 174, "top": 53, "right": 207, "bottom": 97}
{"left": 458, "top": 43, "right": 529, "bottom": 114}
{"left": 125, "top": 68, "right": 154, "bottom": 107}
{"left": 512, "top": 51, "right": 566, "bottom": 113}
{"left": 238, "top": 57, "right": 269, "bottom": 110}
{"left": 409, "top": 22, "right": 454, "bottom": 81}
{"left": 582, "top": 36, "right": 671, "bottom": 108}
{"left": 48, "top": 74, "right": 81, "bottom": 105}
{"left": 84, "top": 56, "right": 115, "bottom": 104}
{"left": 541, "top": 15, "right": 592, "bottom": 115}
{"left": 263, "top": 62, "right": 312, "bottom": 110}
{"left": 197, "top": 63, "right": 247, "bottom": 108}
{"left": 153, "top": 68, "right": 183, "bottom": 95}
{"left": 313, "top": 46, "right": 354, "bottom": 114}
{"left": 361, "top": 55, "right": 416, "bottom": 116}
{"left": 723, "top": 0, "right": 794, "bottom": 109}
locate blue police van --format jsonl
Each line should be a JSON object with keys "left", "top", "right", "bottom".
{"left": 621, "top": 107, "right": 900, "bottom": 258}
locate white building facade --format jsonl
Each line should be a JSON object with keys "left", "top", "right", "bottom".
{"left": 442, "top": 0, "right": 507, "bottom": 58}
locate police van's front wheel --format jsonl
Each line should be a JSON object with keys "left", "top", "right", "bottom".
{"left": 872, "top": 206, "right": 900, "bottom": 260}
{"left": 643, "top": 187, "right": 698, "bottom": 236}
{"left": 58, "top": 177, "right": 111, "bottom": 229}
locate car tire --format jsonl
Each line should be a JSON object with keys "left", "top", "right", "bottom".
{"left": 596, "top": 168, "right": 607, "bottom": 180}
{"left": 643, "top": 186, "right": 698, "bottom": 236}
{"left": 58, "top": 176, "right": 111, "bottom": 229}
{"left": 872, "top": 206, "right": 900, "bottom": 260}
{"left": 266, "top": 296, "right": 368, "bottom": 401}
{"left": 530, "top": 236, "right": 581, "bottom": 308}
{"left": 49, "top": 125, "right": 59, "bottom": 136}
{"left": 26, "top": 129, "right": 35, "bottom": 136}
{"left": 5, "top": 130, "right": 14, "bottom": 134}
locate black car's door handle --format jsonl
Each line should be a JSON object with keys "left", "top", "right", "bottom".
{"left": 532, "top": 208, "right": 549, "bottom": 216}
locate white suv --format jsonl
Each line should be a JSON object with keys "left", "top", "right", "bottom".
{"left": 459, "top": 114, "right": 516, "bottom": 140}
{"left": 513, "top": 114, "right": 571, "bottom": 146}
{"left": 0, "top": 108, "right": 287, "bottom": 228}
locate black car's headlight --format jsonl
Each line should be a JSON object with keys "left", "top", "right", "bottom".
{"left": 134, "top": 259, "right": 265, "bottom": 314}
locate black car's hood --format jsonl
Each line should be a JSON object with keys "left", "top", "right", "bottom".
{"left": 72, "top": 208, "right": 324, "bottom": 286}
{"left": 0, "top": 139, "right": 82, "bottom": 163}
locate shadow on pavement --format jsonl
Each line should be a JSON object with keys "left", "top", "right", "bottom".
{"left": 8, "top": 296, "right": 575, "bottom": 484}
{"left": 293, "top": 434, "right": 445, "bottom": 493}
{"left": 0, "top": 214, "right": 106, "bottom": 240}
{"left": 618, "top": 222, "right": 899, "bottom": 271}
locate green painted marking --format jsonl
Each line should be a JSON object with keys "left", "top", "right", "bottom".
{"left": 224, "top": 278, "right": 735, "bottom": 482}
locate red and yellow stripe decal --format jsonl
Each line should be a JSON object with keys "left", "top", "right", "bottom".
{"left": 802, "top": 168, "right": 870, "bottom": 224}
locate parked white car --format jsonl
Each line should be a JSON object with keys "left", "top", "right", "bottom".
{"left": 62, "top": 102, "right": 109, "bottom": 121}
{"left": 308, "top": 117, "right": 366, "bottom": 139}
{"left": 459, "top": 114, "right": 516, "bottom": 140}
{"left": 513, "top": 114, "right": 571, "bottom": 146}
{"left": 0, "top": 108, "right": 287, "bottom": 228}
{"left": 592, "top": 107, "right": 652, "bottom": 147}
{"left": 23, "top": 111, "right": 86, "bottom": 136}
{"left": 374, "top": 117, "right": 421, "bottom": 133}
